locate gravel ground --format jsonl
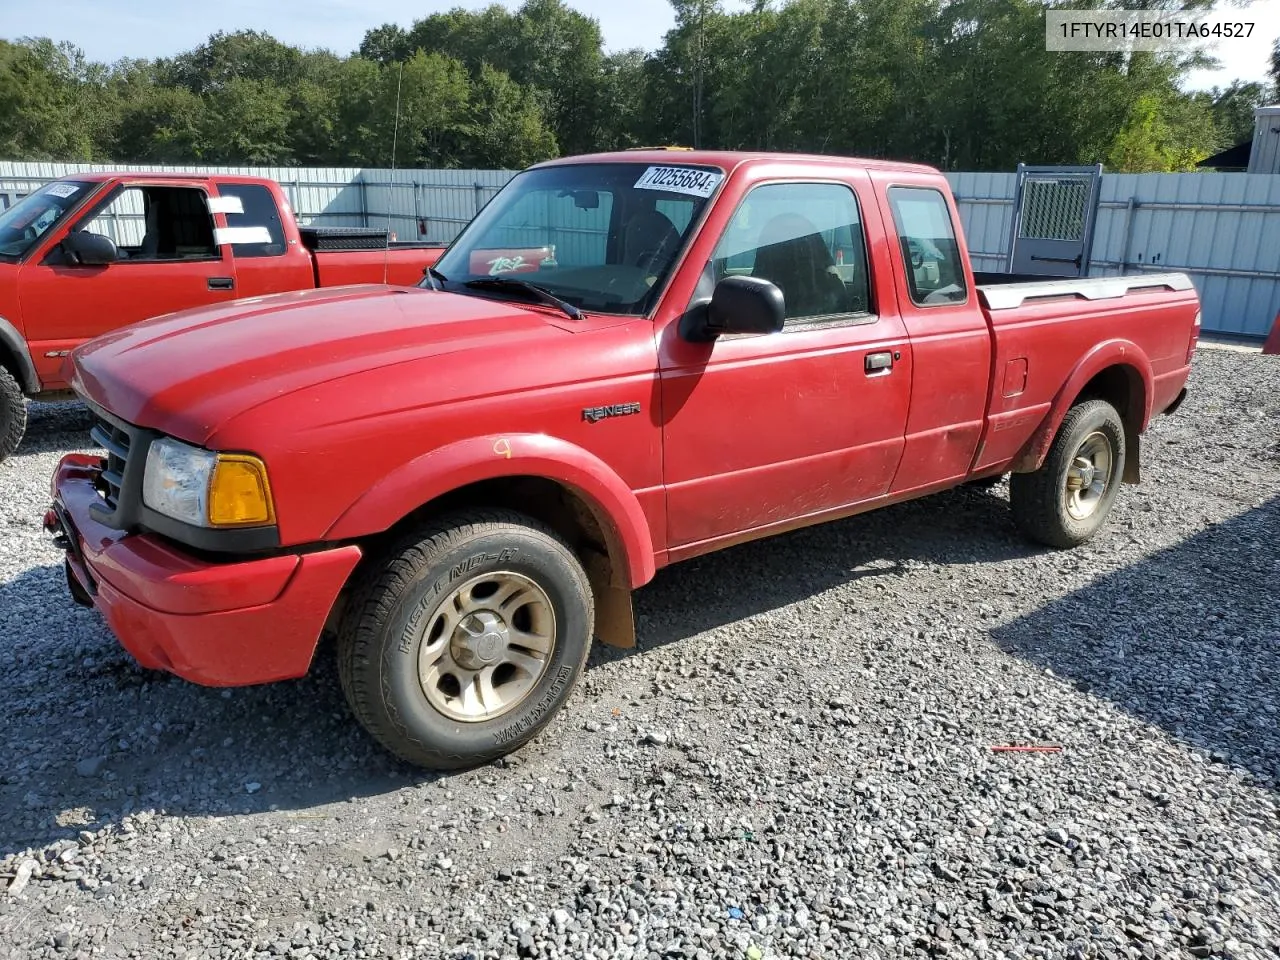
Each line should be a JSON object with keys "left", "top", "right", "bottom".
{"left": 2, "top": 347, "right": 1278, "bottom": 960}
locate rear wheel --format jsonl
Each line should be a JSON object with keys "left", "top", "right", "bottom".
{"left": 0, "top": 366, "right": 27, "bottom": 464}
{"left": 337, "top": 509, "right": 594, "bottom": 770}
{"left": 1010, "top": 399, "right": 1126, "bottom": 548}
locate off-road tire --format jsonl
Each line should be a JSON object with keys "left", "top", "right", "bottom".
{"left": 337, "top": 509, "right": 594, "bottom": 770}
{"left": 0, "top": 365, "right": 27, "bottom": 464}
{"left": 1010, "top": 399, "right": 1126, "bottom": 549}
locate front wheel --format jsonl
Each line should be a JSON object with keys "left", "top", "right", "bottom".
{"left": 0, "top": 365, "right": 27, "bottom": 464}
{"left": 1010, "top": 399, "right": 1126, "bottom": 548}
{"left": 337, "top": 509, "right": 594, "bottom": 770}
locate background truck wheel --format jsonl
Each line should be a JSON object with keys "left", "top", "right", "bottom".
{"left": 337, "top": 509, "right": 594, "bottom": 770}
{"left": 1010, "top": 399, "right": 1126, "bottom": 549}
{"left": 0, "top": 365, "right": 27, "bottom": 463}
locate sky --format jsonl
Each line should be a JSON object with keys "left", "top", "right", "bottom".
{"left": 1, "top": 0, "right": 1277, "bottom": 94}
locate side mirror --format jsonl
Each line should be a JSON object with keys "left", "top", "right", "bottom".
{"left": 685, "top": 275, "right": 785, "bottom": 341}
{"left": 62, "top": 231, "right": 118, "bottom": 266}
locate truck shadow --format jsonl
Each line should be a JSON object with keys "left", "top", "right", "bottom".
{"left": 987, "top": 494, "right": 1279, "bottom": 788}
{"left": 623, "top": 482, "right": 1032, "bottom": 650}
{"left": 0, "top": 559, "right": 422, "bottom": 859}
{"left": 0, "top": 482, "right": 1032, "bottom": 857}
{"left": 8, "top": 488, "right": 1273, "bottom": 857}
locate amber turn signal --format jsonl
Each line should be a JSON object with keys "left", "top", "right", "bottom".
{"left": 208, "top": 454, "right": 276, "bottom": 527}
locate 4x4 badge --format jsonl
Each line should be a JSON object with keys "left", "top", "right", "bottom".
{"left": 582, "top": 402, "right": 641, "bottom": 423}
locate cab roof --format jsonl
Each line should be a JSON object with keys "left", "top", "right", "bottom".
{"left": 533, "top": 148, "right": 940, "bottom": 176}
{"left": 57, "top": 172, "right": 273, "bottom": 185}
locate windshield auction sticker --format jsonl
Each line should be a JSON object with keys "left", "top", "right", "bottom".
{"left": 634, "top": 166, "right": 724, "bottom": 199}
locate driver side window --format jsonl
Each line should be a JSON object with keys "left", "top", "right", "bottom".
{"left": 78, "top": 186, "right": 218, "bottom": 262}
{"left": 707, "top": 182, "right": 872, "bottom": 325}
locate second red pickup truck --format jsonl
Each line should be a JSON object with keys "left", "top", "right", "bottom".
{"left": 47, "top": 149, "right": 1199, "bottom": 770}
{"left": 0, "top": 172, "right": 443, "bottom": 460}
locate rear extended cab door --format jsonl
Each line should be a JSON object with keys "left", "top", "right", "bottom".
{"left": 867, "top": 170, "right": 993, "bottom": 492}
{"left": 17, "top": 178, "right": 239, "bottom": 389}
{"left": 209, "top": 180, "right": 315, "bottom": 297}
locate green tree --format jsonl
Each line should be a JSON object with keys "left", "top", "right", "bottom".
{"left": 459, "top": 63, "right": 558, "bottom": 168}
{"left": 112, "top": 84, "right": 206, "bottom": 162}
{"left": 333, "top": 52, "right": 473, "bottom": 167}
{"left": 1106, "top": 92, "right": 1217, "bottom": 171}
{"left": 200, "top": 77, "right": 293, "bottom": 164}
{"left": 0, "top": 2, "right": 1256, "bottom": 172}
{"left": 367, "top": 0, "right": 599, "bottom": 155}
{"left": 161, "top": 30, "right": 304, "bottom": 94}
{"left": 1205, "top": 80, "right": 1270, "bottom": 146}
{"left": 0, "top": 38, "right": 108, "bottom": 160}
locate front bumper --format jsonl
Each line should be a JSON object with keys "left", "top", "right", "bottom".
{"left": 49, "top": 454, "right": 362, "bottom": 687}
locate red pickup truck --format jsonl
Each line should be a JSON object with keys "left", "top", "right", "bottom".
{"left": 47, "top": 149, "right": 1199, "bottom": 770}
{"left": 0, "top": 172, "right": 443, "bottom": 460}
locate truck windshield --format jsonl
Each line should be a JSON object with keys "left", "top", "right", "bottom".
{"left": 0, "top": 181, "right": 92, "bottom": 261}
{"left": 430, "top": 162, "right": 724, "bottom": 316}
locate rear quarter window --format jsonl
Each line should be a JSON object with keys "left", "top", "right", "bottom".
{"left": 214, "top": 183, "right": 286, "bottom": 258}
{"left": 887, "top": 186, "right": 967, "bottom": 306}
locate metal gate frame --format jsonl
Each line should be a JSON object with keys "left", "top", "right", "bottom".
{"left": 1005, "top": 163, "right": 1104, "bottom": 276}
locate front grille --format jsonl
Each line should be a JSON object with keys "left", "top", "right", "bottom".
{"left": 86, "top": 408, "right": 149, "bottom": 529}
{"left": 89, "top": 417, "right": 132, "bottom": 510}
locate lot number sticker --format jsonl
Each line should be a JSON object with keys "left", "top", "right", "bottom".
{"left": 634, "top": 166, "right": 724, "bottom": 198}
{"left": 46, "top": 183, "right": 80, "bottom": 199}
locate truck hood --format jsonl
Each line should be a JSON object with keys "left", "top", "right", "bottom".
{"left": 70, "top": 284, "right": 571, "bottom": 441}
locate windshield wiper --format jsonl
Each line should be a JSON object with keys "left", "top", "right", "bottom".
{"left": 462, "top": 277, "right": 583, "bottom": 321}
{"left": 423, "top": 265, "right": 448, "bottom": 290}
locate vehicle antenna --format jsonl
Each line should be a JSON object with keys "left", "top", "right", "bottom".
{"left": 383, "top": 60, "right": 404, "bottom": 286}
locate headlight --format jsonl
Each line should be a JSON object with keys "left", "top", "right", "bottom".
{"left": 142, "top": 438, "right": 276, "bottom": 528}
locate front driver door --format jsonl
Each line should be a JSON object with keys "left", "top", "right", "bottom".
{"left": 659, "top": 177, "right": 913, "bottom": 555}
{"left": 17, "top": 181, "right": 237, "bottom": 388}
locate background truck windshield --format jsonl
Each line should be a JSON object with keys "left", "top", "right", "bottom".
{"left": 0, "top": 181, "right": 91, "bottom": 260}
{"left": 431, "top": 162, "right": 723, "bottom": 315}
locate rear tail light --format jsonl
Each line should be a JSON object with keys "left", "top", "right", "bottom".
{"left": 1186, "top": 310, "right": 1201, "bottom": 364}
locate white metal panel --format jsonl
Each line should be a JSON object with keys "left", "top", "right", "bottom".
{"left": 1248, "top": 105, "right": 1280, "bottom": 175}
{"left": 4, "top": 161, "right": 1277, "bottom": 337}
{"left": 949, "top": 168, "right": 1280, "bottom": 338}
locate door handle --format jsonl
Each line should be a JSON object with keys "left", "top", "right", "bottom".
{"left": 1029, "top": 253, "right": 1083, "bottom": 268}
{"left": 865, "top": 351, "right": 894, "bottom": 374}
{"left": 208, "top": 277, "right": 235, "bottom": 291}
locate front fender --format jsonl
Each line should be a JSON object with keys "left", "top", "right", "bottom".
{"left": 1011, "top": 339, "right": 1153, "bottom": 474}
{"left": 0, "top": 315, "right": 39, "bottom": 394}
{"left": 324, "top": 433, "right": 656, "bottom": 588}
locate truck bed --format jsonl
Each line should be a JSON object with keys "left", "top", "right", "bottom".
{"left": 299, "top": 225, "right": 444, "bottom": 254}
{"left": 973, "top": 271, "right": 1195, "bottom": 307}
{"left": 970, "top": 270, "right": 1200, "bottom": 476}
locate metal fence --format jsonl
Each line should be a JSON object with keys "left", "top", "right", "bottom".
{"left": 0, "top": 162, "right": 517, "bottom": 246}
{"left": 3, "top": 161, "right": 1277, "bottom": 338}
{"left": 949, "top": 170, "right": 1280, "bottom": 339}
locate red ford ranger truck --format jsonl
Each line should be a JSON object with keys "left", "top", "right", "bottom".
{"left": 46, "top": 149, "right": 1199, "bottom": 770}
{"left": 0, "top": 172, "right": 444, "bottom": 460}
